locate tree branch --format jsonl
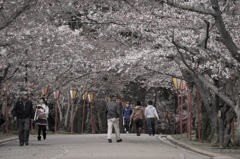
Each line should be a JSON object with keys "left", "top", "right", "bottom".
{"left": 172, "top": 40, "right": 196, "bottom": 74}
{"left": 202, "top": 20, "right": 210, "bottom": 49}
{"left": 165, "top": 0, "right": 215, "bottom": 16}
{"left": 209, "top": 0, "right": 240, "bottom": 63}
{"left": 197, "top": 74, "right": 236, "bottom": 111}
{"left": 0, "top": 0, "right": 36, "bottom": 31}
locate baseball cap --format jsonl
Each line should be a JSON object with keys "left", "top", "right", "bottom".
{"left": 21, "top": 91, "right": 28, "bottom": 95}
{"left": 110, "top": 94, "right": 116, "bottom": 98}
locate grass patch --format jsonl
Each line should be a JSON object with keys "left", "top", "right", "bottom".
{"left": 0, "top": 131, "right": 18, "bottom": 140}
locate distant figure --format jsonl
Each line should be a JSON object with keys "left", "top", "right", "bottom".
{"left": 130, "top": 101, "right": 145, "bottom": 136}
{"left": 34, "top": 97, "right": 49, "bottom": 141}
{"left": 144, "top": 100, "right": 159, "bottom": 136}
{"left": 122, "top": 102, "right": 132, "bottom": 133}
{"left": 106, "top": 94, "right": 122, "bottom": 143}
{"left": 13, "top": 91, "right": 33, "bottom": 146}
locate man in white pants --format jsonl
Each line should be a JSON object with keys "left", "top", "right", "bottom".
{"left": 106, "top": 94, "right": 122, "bottom": 143}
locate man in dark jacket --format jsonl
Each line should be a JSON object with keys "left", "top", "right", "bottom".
{"left": 13, "top": 91, "right": 33, "bottom": 146}
{"left": 122, "top": 102, "right": 132, "bottom": 133}
{"left": 106, "top": 94, "right": 122, "bottom": 143}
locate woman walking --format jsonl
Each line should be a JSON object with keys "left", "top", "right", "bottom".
{"left": 34, "top": 97, "right": 49, "bottom": 141}
{"left": 130, "top": 101, "right": 145, "bottom": 136}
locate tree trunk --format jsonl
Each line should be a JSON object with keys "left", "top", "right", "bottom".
{"left": 218, "top": 115, "right": 224, "bottom": 148}
{"left": 97, "top": 109, "right": 103, "bottom": 132}
{"left": 223, "top": 121, "right": 232, "bottom": 148}
{"left": 194, "top": 77, "right": 217, "bottom": 140}
{"left": 235, "top": 104, "right": 240, "bottom": 146}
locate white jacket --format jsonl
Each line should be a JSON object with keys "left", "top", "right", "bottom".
{"left": 144, "top": 105, "right": 159, "bottom": 120}
{"left": 34, "top": 104, "right": 49, "bottom": 120}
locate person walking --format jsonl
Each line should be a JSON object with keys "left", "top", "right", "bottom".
{"left": 122, "top": 102, "right": 132, "bottom": 133}
{"left": 34, "top": 97, "right": 49, "bottom": 141}
{"left": 130, "top": 101, "right": 145, "bottom": 136}
{"left": 144, "top": 100, "right": 159, "bottom": 136}
{"left": 13, "top": 91, "right": 34, "bottom": 146}
{"left": 106, "top": 94, "right": 122, "bottom": 143}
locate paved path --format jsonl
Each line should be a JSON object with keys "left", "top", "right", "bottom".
{"left": 0, "top": 134, "right": 237, "bottom": 159}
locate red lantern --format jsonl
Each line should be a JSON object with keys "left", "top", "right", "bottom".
{"left": 53, "top": 90, "right": 61, "bottom": 99}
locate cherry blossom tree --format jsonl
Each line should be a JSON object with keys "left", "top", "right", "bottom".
{"left": 0, "top": 0, "right": 240, "bottom": 147}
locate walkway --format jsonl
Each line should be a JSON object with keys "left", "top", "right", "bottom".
{"left": 0, "top": 134, "right": 238, "bottom": 159}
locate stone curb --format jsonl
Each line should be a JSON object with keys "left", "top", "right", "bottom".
{"left": 164, "top": 135, "right": 236, "bottom": 159}
{"left": 0, "top": 136, "right": 18, "bottom": 144}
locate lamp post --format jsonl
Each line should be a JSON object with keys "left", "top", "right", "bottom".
{"left": 172, "top": 77, "right": 184, "bottom": 136}
{"left": 70, "top": 89, "right": 77, "bottom": 134}
{"left": 179, "top": 80, "right": 184, "bottom": 136}
{"left": 53, "top": 90, "right": 60, "bottom": 134}
{"left": 88, "top": 92, "right": 94, "bottom": 134}
{"left": 185, "top": 84, "right": 192, "bottom": 140}
{"left": 196, "top": 90, "right": 201, "bottom": 141}
{"left": 4, "top": 86, "right": 9, "bottom": 135}
{"left": 82, "top": 91, "right": 88, "bottom": 133}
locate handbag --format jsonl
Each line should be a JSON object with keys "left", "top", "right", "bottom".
{"left": 133, "top": 114, "right": 140, "bottom": 122}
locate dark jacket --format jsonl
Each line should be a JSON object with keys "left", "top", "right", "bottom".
{"left": 122, "top": 106, "right": 132, "bottom": 119}
{"left": 106, "top": 101, "right": 120, "bottom": 119}
{"left": 13, "top": 99, "right": 34, "bottom": 119}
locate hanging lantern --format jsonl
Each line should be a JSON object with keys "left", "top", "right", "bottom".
{"left": 70, "top": 89, "right": 77, "bottom": 99}
{"left": 53, "top": 90, "right": 61, "bottom": 100}
{"left": 82, "top": 91, "right": 88, "bottom": 100}
{"left": 106, "top": 97, "right": 111, "bottom": 103}
{"left": 164, "top": 111, "right": 168, "bottom": 118}
{"left": 179, "top": 80, "right": 186, "bottom": 91}
{"left": 88, "top": 93, "right": 94, "bottom": 103}
{"left": 172, "top": 77, "right": 178, "bottom": 90}
{"left": 185, "top": 83, "right": 189, "bottom": 90}
{"left": 179, "top": 80, "right": 184, "bottom": 90}
{"left": 42, "top": 85, "right": 49, "bottom": 96}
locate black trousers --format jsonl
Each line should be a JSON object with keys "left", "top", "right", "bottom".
{"left": 135, "top": 119, "right": 143, "bottom": 129}
{"left": 17, "top": 118, "right": 30, "bottom": 144}
{"left": 38, "top": 125, "right": 47, "bottom": 138}
{"left": 134, "top": 119, "right": 143, "bottom": 136}
{"left": 123, "top": 118, "right": 131, "bottom": 132}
